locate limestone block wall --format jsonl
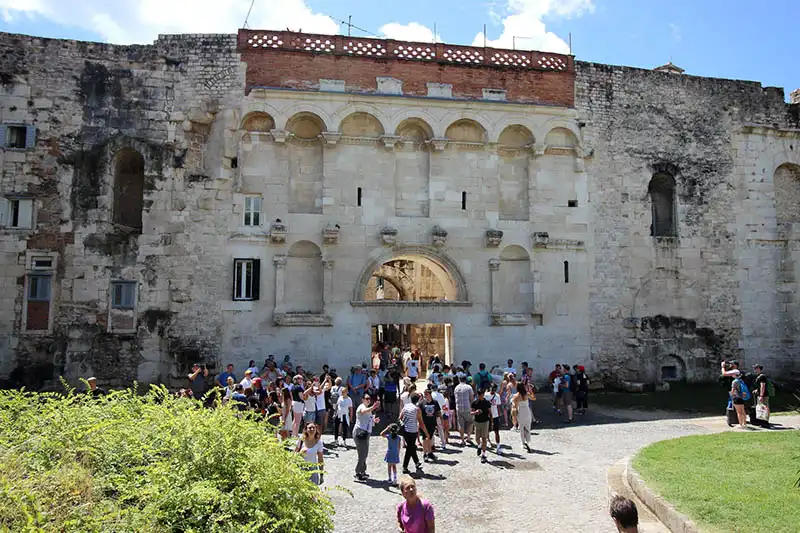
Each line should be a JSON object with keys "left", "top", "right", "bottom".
{"left": 576, "top": 61, "right": 800, "bottom": 383}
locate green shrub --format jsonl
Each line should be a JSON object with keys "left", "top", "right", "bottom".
{"left": 0, "top": 385, "right": 333, "bottom": 532}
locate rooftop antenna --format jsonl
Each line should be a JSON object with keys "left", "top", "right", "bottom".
{"left": 242, "top": 0, "right": 256, "bottom": 29}
{"left": 347, "top": 15, "right": 352, "bottom": 36}
{"left": 483, "top": 24, "right": 487, "bottom": 49}
{"left": 569, "top": 32, "right": 572, "bottom": 55}
{"left": 433, "top": 22, "right": 437, "bottom": 43}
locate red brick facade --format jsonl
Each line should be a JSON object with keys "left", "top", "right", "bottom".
{"left": 238, "top": 30, "right": 575, "bottom": 107}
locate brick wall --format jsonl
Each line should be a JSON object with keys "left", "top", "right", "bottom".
{"left": 238, "top": 30, "right": 574, "bottom": 107}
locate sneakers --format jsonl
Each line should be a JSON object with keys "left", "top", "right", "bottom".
{"left": 415, "top": 462, "right": 423, "bottom": 471}
{"left": 402, "top": 467, "right": 411, "bottom": 474}
{"left": 480, "top": 454, "right": 488, "bottom": 463}
{"left": 476, "top": 447, "right": 482, "bottom": 456}
{"left": 428, "top": 453, "right": 438, "bottom": 462}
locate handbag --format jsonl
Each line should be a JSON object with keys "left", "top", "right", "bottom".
{"left": 354, "top": 428, "right": 369, "bottom": 440}
{"left": 755, "top": 400, "right": 770, "bottom": 422}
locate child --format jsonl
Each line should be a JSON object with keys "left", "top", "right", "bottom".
{"left": 381, "top": 423, "right": 402, "bottom": 485}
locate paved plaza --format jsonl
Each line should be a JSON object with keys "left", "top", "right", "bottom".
{"left": 321, "top": 402, "right": 799, "bottom": 532}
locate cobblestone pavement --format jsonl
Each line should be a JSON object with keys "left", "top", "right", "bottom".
{"left": 319, "top": 402, "right": 799, "bottom": 533}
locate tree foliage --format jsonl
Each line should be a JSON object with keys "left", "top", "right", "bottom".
{"left": 0, "top": 385, "right": 333, "bottom": 532}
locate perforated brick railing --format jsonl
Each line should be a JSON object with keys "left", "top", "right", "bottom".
{"left": 239, "top": 30, "right": 573, "bottom": 73}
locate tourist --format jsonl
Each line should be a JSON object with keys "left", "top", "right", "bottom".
{"left": 354, "top": 393, "right": 380, "bottom": 480}
{"left": 265, "top": 391, "right": 281, "bottom": 427}
{"left": 511, "top": 382, "right": 533, "bottom": 452}
{"left": 730, "top": 372, "right": 751, "bottom": 429}
{"left": 290, "top": 375, "right": 306, "bottom": 437}
{"left": 549, "top": 363, "right": 562, "bottom": 405}
{"left": 229, "top": 384, "right": 247, "bottom": 410}
{"left": 216, "top": 363, "right": 236, "bottom": 387}
{"left": 296, "top": 422, "right": 324, "bottom": 485}
{"left": 552, "top": 367, "right": 563, "bottom": 414}
{"left": 223, "top": 376, "right": 236, "bottom": 401}
{"left": 429, "top": 383, "right": 449, "bottom": 449}
{"left": 752, "top": 364, "right": 771, "bottom": 427}
{"left": 246, "top": 359, "right": 260, "bottom": 376}
{"left": 522, "top": 365, "right": 540, "bottom": 424}
{"left": 609, "top": 495, "right": 639, "bottom": 533}
{"left": 302, "top": 376, "right": 320, "bottom": 427}
{"left": 86, "top": 376, "right": 106, "bottom": 397}
{"left": 575, "top": 365, "right": 590, "bottom": 415}
{"left": 400, "top": 393, "right": 427, "bottom": 473}
{"left": 262, "top": 360, "right": 281, "bottom": 384}
{"left": 188, "top": 363, "right": 209, "bottom": 401}
{"left": 473, "top": 362, "right": 493, "bottom": 392}
{"left": 348, "top": 366, "right": 367, "bottom": 408}
{"left": 400, "top": 382, "right": 416, "bottom": 408}
{"left": 381, "top": 422, "right": 402, "bottom": 485}
{"left": 407, "top": 355, "right": 420, "bottom": 382}
{"left": 240, "top": 369, "right": 254, "bottom": 390}
{"left": 396, "top": 475, "right": 435, "bottom": 533}
{"left": 563, "top": 364, "right": 575, "bottom": 422}
{"left": 470, "top": 388, "right": 492, "bottom": 463}
{"left": 329, "top": 377, "right": 343, "bottom": 422}
{"left": 315, "top": 376, "right": 329, "bottom": 428}
{"left": 419, "top": 389, "right": 442, "bottom": 462}
{"left": 505, "top": 373, "right": 518, "bottom": 429}
{"left": 486, "top": 383, "right": 502, "bottom": 450}
{"left": 384, "top": 366, "right": 400, "bottom": 420}
{"left": 367, "top": 369, "right": 380, "bottom": 399}
{"left": 280, "top": 387, "right": 292, "bottom": 440}
{"left": 334, "top": 386, "right": 353, "bottom": 446}
{"left": 454, "top": 375, "right": 474, "bottom": 445}
{"left": 428, "top": 365, "right": 443, "bottom": 388}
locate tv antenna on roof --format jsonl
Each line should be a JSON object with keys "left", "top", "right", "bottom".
{"left": 242, "top": 0, "right": 256, "bottom": 29}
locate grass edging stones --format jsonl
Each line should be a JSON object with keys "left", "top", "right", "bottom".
{"left": 633, "top": 432, "right": 800, "bottom": 533}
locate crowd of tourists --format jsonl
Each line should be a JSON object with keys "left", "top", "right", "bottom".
{"left": 720, "top": 360, "right": 774, "bottom": 429}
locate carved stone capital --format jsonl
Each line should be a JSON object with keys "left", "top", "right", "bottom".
{"left": 320, "top": 131, "right": 342, "bottom": 146}
{"left": 273, "top": 255, "right": 287, "bottom": 267}
{"left": 485, "top": 229, "right": 503, "bottom": 247}
{"left": 380, "top": 226, "right": 398, "bottom": 246}
{"left": 322, "top": 223, "right": 340, "bottom": 245}
{"left": 489, "top": 258, "right": 501, "bottom": 271}
{"left": 427, "top": 138, "right": 448, "bottom": 151}
{"left": 322, "top": 258, "right": 335, "bottom": 270}
{"left": 270, "top": 220, "right": 287, "bottom": 244}
{"left": 431, "top": 225, "right": 448, "bottom": 246}
{"left": 270, "top": 129, "right": 289, "bottom": 143}
{"left": 532, "top": 232, "right": 550, "bottom": 248}
{"left": 380, "top": 135, "right": 402, "bottom": 150}
{"left": 532, "top": 142, "right": 546, "bottom": 158}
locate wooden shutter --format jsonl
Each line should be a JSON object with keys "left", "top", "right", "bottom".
{"left": 251, "top": 259, "right": 261, "bottom": 300}
{"left": 0, "top": 197, "right": 7, "bottom": 227}
{"left": 17, "top": 199, "right": 33, "bottom": 229}
{"left": 25, "top": 126, "right": 36, "bottom": 149}
{"left": 0, "top": 125, "right": 6, "bottom": 148}
{"left": 232, "top": 259, "right": 239, "bottom": 300}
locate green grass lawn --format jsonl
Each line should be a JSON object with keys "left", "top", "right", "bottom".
{"left": 634, "top": 432, "right": 800, "bottom": 533}
{"left": 593, "top": 381, "right": 799, "bottom": 415}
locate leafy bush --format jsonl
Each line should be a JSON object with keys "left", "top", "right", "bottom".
{"left": 0, "top": 385, "right": 333, "bottom": 532}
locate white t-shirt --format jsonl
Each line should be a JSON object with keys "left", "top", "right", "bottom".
{"left": 240, "top": 377, "right": 253, "bottom": 390}
{"left": 431, "top": 390, "right": 447, "bottom": 410}
{"left": 553, "top": 377, "right": 562, "bottom": 394}
{"left": 314, "top": 388, "right": 326, "bottom": 411}
{"left": 336, "top": 396, "right": 353, "bottom": 419}
{"left": 246, "top": 366, "right": 260, "bottom": 376}
{"left": 486, "top": 391, "right": 501, "bottom": 418}
{"left": 408, "top": 359, "right": 419, "bottom": 378}
{"left": 504, "top": 366, "right": 516, "bottom": 375}
{"left": 300, "top": 438, "right": 323, "bottom": 464}
{"left": 304, "top": 393, "right": 316, "bottom": 412}
{"left": 400, "top": 390, "right": 412, "bottom": 406}
{"left": 355, "top": 404, "right": 374, "bottom": 432}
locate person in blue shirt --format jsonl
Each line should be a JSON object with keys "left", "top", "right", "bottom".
{"left": 216, "top": 363, "right": 236, "bottom": 388}
{"left": 348, "top": 366, "right": 368, "bottom": 413}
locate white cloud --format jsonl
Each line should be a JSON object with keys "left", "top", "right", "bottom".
{"left": 472, "top": 0, "right": 594, "bottom": 53}
{"left": 379, "top": 22, "right": 440, "bottom": 43}
{"left": 0, "top": 0, "right": 340, "bottom": 44}
{"left": 669, "top": 23, "right": 682, "bottom": 43}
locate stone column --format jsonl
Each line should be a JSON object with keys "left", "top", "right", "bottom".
{"left": 322, "top": 258, "right": 335, "bottom": 312}
{"left": 489, "top": 258, "right": 501, "bottom": 314}
{"left": 273, "top": 255, "right": 286, "bottom": 313}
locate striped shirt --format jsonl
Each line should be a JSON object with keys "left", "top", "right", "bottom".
{"left": 454, "top": 383, "right": 474, "bottom": 413}
{"left": 400, "top": 404, "right": 419, "bottom": 434}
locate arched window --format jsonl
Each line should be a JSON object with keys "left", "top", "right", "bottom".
{"left": 113, "top": 149, "right": 145, "bottom": 230}
{"left": 648, "top": 173, "right": 676, "bottom": 237}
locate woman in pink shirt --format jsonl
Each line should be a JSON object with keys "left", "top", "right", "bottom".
{"left": 396, "top": 475, "right": 435, "bottom": 533}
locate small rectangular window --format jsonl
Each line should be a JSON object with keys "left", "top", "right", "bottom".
{"left": 243, "top": 195, "right": 262, "bottom": 227}
{"left": 567, "top": 199, "right": 578, "bottom": 207}
{"left": 5, "top": 198, "right": 33, "bottom": 228}
{"left": 357, "top": 187, "right": 362, "bottom": 207}
{"left": 111, "top": 281, "right": 137, "bottom": 309}
{"left": 6, "top": 126, "right": 27, "bottom": 149}
{"left": 230, "top": 157, "right": 238, "bottom": 169}
{"left": 233, "top": 258, "right": 260, "bottom": 301}
{"left": 461, "top": 191, "right": 467, "bottom": 210}
{"left": 564, "top": 260, "right": 570, "bottom": 284}
{"left": 31, "top": 257, "right": 53, "bottom": 270}
{"left": 28, "top": 275, "right": 52, "bottom": 301}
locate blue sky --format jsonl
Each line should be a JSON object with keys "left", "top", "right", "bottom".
{"left": 1, "top": 0, "right": 797, "bottom": 100}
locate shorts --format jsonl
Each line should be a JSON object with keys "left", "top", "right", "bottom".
{"left": 474, "top": 421, "right": 489, "bottom": 440}
{"left": 457, "top": 410, "right": 473, "bottom": 432}
{"left": 562, "top": 391, "right": 574, "bottom": 405}
{"left": 384, "top": 391, "right": 397, "bottom": 403}
{"left": 292, "top": 401, "right": 305, "bottom": 414}
{"left": 490, "top": 416, "right": 501, "bottom": 432}
{"left": 732, "top": 398, "right": 745, "bottom": 405}
{"left": 423, "top": 421, "right": 437, "bottom": 438}
{"left": 303, "top": 411, "right": 316, "bottom": 423}
{"left": 315, "top": 409, "right": 326, "bottom": 426}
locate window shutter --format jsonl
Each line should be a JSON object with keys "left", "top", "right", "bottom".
{"left": 25, "top": 126, "right": 36, "bottom": 149}
{"left": 232, "top": 259, "right": 238, "bottom": 300}
{"left": 252, "top": 259, "right": 261, "bottom": 300}
{"left": 17, "top": 199, "right": 33, "bottom": 229}
{"left": 0, "top": 125, "right": 6, "bottom": 148}
{"left": 0, "top": 197, "right": 7, "bottom": 227}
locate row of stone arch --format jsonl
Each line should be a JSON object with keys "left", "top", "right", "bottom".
{"left": 241, "top": 110, "right": 580, "bottom": 150}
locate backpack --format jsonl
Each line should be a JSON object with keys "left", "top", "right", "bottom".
{"left": 734, "top": 378, "right": 751, "bottom": 401}
{"left": 330, "top": 385, "right": 340, "bottom": 405}
{"left": 766, "top": 380, "right": 775, "bottom": 398}
{"left": 477, "top": 371, "right": 492, "bottom": 390}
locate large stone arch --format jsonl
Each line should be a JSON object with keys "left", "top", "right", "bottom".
{"left": 353, "top": 245, "right": 469, "bottom": 302}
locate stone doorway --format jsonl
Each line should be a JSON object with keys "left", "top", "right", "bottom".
{"left": 371, "top": 323, "right": 453, "bottom": 367}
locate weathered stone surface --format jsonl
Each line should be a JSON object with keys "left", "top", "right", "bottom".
{"left": 0, "top": 29, "right": 798, "bottom": 390}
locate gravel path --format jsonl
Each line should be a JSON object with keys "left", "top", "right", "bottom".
{"left": 318, "top": 401, "right": 783, "bottom": 533}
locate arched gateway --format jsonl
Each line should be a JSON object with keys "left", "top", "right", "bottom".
{"left": 350, "top": 246, "right": 471, "bottom": 365}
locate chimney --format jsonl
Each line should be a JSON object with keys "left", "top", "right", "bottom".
{"left": 791, "top": 89, "right": 800, "bottom": 104}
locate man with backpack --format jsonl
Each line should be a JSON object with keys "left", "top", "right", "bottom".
{"left": 473, "top": 363, "right": 493, "bottom": 393}
{"left": 752, "top": 364, "right": 772, "bottom": 428}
